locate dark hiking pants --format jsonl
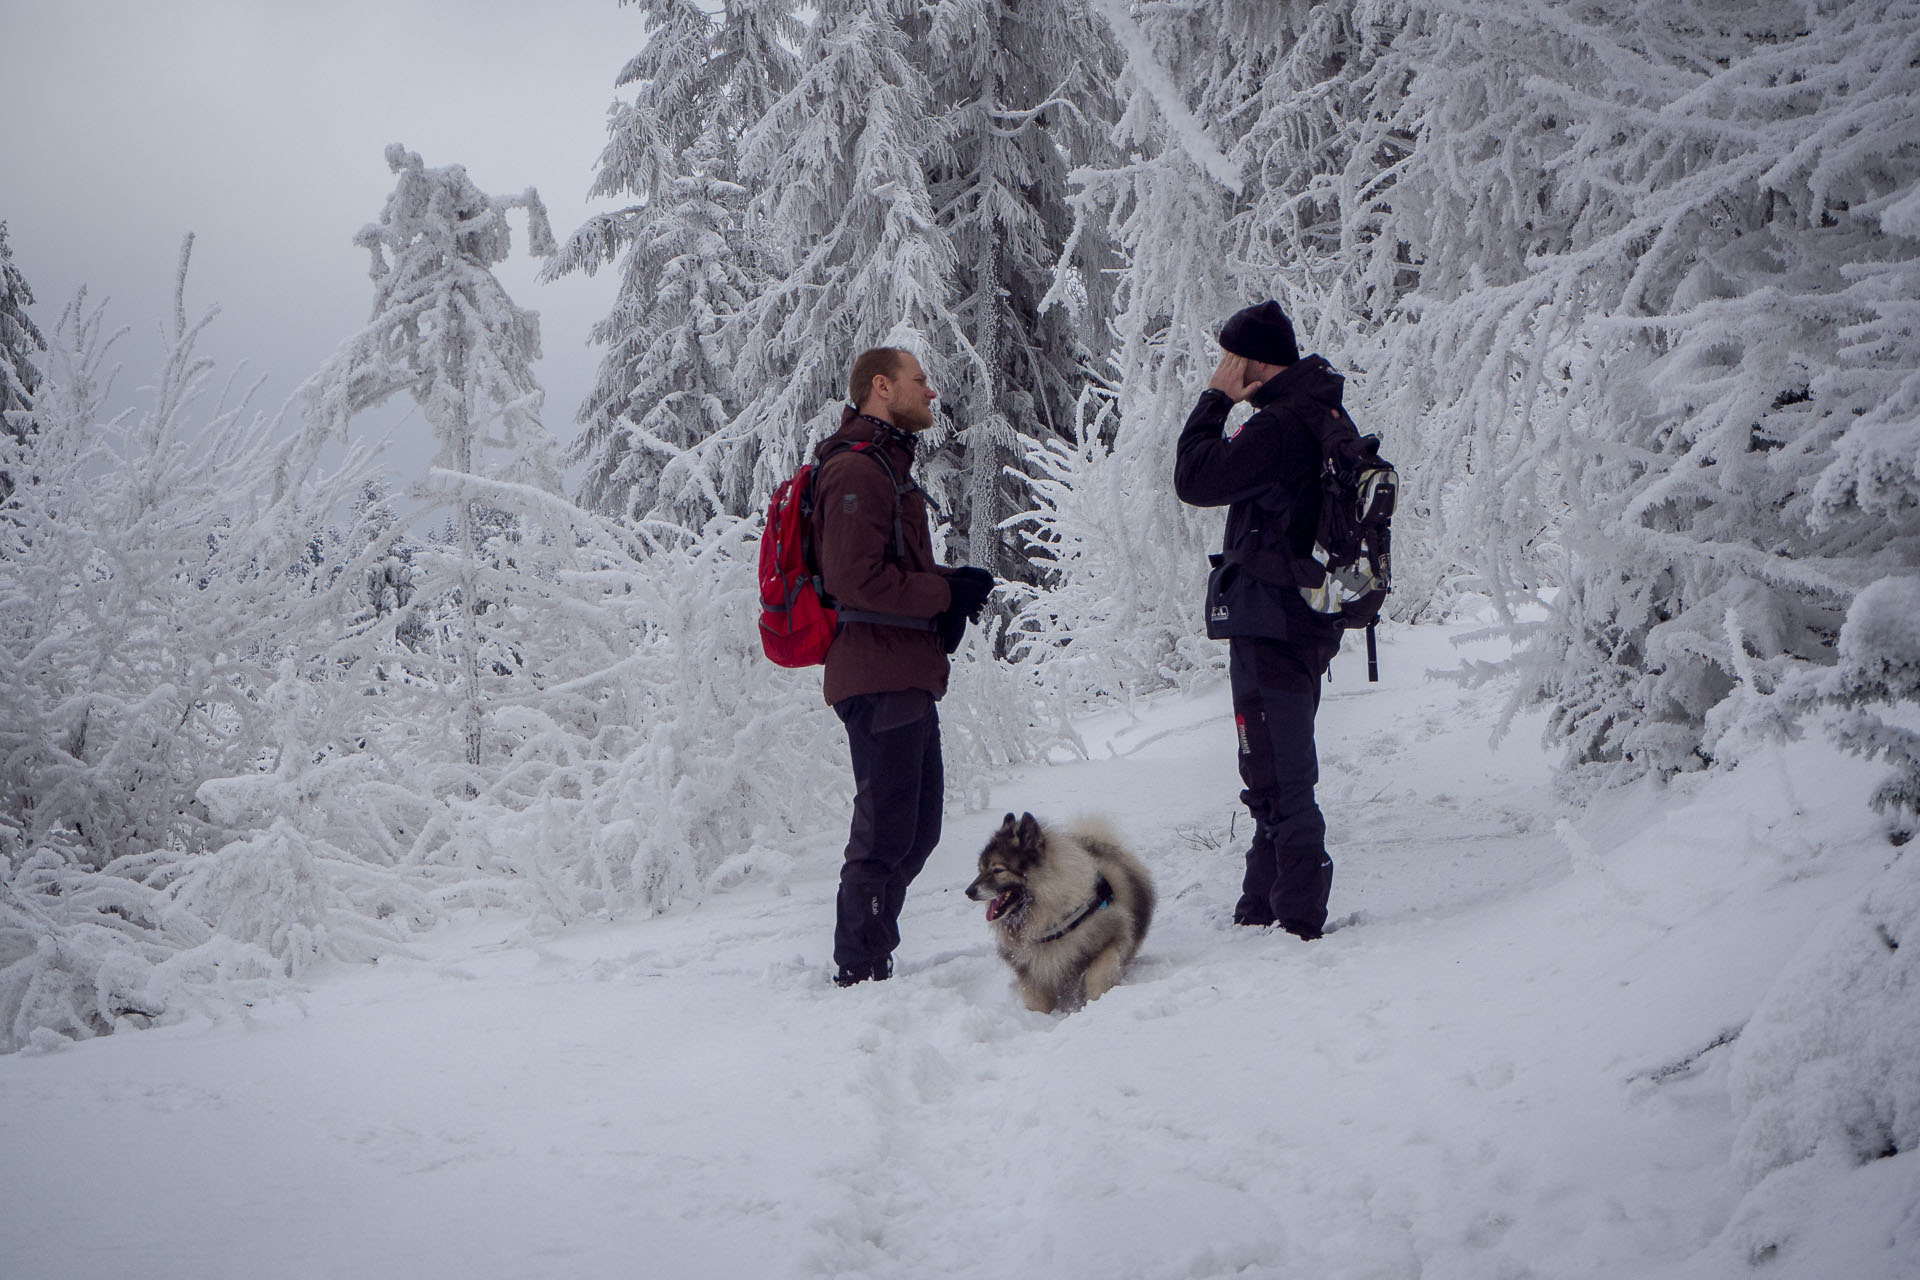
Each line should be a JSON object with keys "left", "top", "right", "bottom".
{"left": 832, "top": 689, "right": 944, "bottom": 973}
{"left": 1229, "top": 632, "right": 1340, "bottom": 936}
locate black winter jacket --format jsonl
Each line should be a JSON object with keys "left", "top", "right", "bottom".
{"left": 1174, "top": 355, "right": 1349, "bottom": 642}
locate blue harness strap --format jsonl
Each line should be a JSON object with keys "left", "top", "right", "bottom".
{"left": 1034, "top": 876, "right": 1115, "bottom": 944}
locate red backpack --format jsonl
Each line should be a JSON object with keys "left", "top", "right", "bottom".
{"left": 757, "top": 441, "right": 931, "bottom": 668}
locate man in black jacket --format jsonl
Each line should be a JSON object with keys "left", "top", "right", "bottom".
{"left": 1173, "top": 300, "right": 1347, "bottom": 940}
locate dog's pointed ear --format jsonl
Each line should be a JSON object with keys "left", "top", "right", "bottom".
{"left": 1016, "top": 812, "right": 1042, "bottom": 850}
{"left": 997, "top": 812, "right": 1018, "bottom": 835}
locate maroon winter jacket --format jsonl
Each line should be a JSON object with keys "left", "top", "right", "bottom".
{"left": 812, "top": 407, "right": 954, "bottom": 706}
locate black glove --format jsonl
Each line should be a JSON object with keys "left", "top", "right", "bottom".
{"left": 936, "top": 566, "right": 996, "bottom": 654}
{"left": 946, "top": 566, "right": 995, "bottom": 622}
{"left": 936, "top": 609, "right": 968, "bottom": 655}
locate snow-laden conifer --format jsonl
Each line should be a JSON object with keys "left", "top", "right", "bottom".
{"left": 563, "top": 169, "right": 753, "bottom": 526}
{"left": 547, "top": 0, "right": 785, "bottom": 524}
{"left": 564, "top": 0, "right": 1124, "bottom": 563}
{"left": 0, "top": 221, "right": 47, "bottom": 501}
{"left": 303, "top": 144, "right": 562, "bottom": 767}
{"left": 1820, "top": 577, "right": 1920, "bottom": 825}
{"left": 706, "top": 0, "right": 962, "bottom": 523}
{"left": 919, "top": 0, "right": 1122, "bottom": 575}
{"left": 1375, "top": 0, "right": 1920, "bottom": 790}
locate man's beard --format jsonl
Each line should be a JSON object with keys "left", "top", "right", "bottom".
{"left": 893, "top": 398, "right": 935, "bottom": 434}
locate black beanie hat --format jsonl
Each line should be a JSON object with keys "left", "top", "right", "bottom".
{"left": 1219, "top": 300, "right": 1299, "bottom": 367}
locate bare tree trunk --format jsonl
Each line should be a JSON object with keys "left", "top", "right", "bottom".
{"left": 449, "top": 331, "right": 484, "bottom": 769}
{"left": 966, "top": 233, "right": 1002, "bottom": 573}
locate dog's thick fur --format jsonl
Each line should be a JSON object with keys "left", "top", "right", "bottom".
{"left": 965, "top": 812, "right": 1155, "bottom": 1013}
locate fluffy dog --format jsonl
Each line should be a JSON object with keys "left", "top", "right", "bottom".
{"left": 965, "top": 812, "right": 1156, "bottom": 1013}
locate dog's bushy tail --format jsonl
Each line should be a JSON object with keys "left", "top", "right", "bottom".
{"left": 1066, "top": 815, "right": 1125, "bottom": 852}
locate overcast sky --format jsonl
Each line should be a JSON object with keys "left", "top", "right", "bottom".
{"left": 3, "top": 0, "right": 658, "bottom": 477}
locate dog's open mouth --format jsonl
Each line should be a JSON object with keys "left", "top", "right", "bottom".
{"left": 986, "top": 890, "right": 1021, "bottom": 923}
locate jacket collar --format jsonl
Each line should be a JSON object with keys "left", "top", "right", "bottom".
{"left": 1249, "top": 354, "right": 1342, "bottom": 411}
{"left": 854, "top": 412, "right": 919, "bottom": 454}
{"left": 819, "top": 405, "right": 921, "bottom": 463}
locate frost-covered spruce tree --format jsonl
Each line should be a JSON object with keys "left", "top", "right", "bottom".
{"left": 916, "top": 0, "right": 1121, "bottom": 576}
{"left": 549, "top": 0, "right": 794, "bottom": 525}
{"left": 304, "top": 144, "right": 561, "bottom": 767}
{"left": 564, "top": 170, "right": 752, "bottom": 526}
{"left": 1219, "top": 2, "right": 1420, "bottom": 344}
{"left": 1376, "top": 0, "right": 1920, "bottom": 791}
{"left": 713, "top": 0, "right": 965, "bottom": 522}
{"left": 0, "top": 221, "right": 46, "bottom": 501}
{"left": 568, "top": 0, "right": 1122, "bottom": 559}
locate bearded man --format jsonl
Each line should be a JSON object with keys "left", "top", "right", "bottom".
{"left": 812, "top": 347, "right": 994, "bottom": 986}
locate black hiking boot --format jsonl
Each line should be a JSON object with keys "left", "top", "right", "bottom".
{"left": 832, "top": 956, "right": 894, "bottom": 987}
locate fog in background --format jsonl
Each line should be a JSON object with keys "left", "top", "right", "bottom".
{"left": 3, "top": 0, "right": 653, "bottom": 480}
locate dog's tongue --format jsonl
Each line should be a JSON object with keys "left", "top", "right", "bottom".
{"left": 986, "top": 892, "right": 1012, "bottom": 923}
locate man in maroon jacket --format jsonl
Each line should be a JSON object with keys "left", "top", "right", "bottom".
{"left": 813, "top": 347, "right": 994, "bottom": 986}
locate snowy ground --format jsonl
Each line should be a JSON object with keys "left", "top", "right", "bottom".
{"left": 2, "top": 614, "right": 1912, "bottom": 1279}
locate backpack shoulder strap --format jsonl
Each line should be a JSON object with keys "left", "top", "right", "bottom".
{"left": 817, "top": 439, "right": 910, "bottom": 560}
{"left": 806, "top": 441, "right": 937, "bottom": 634}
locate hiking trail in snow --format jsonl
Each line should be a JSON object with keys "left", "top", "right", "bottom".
{"left": 2, "top": 610, "right": 1907, "bottom": 1279}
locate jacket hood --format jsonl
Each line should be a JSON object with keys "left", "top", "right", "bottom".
{"left": 1249, "top": 354, "right": 1343, "bottom": 412}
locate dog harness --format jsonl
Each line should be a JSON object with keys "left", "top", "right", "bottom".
{"left": 1032, "top": 876, "right": 1115, "bottom": 944}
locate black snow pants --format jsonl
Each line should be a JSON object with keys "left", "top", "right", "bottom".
{"left": 1228, "top": 630, "right": 1341, "bottom": 937}
{"left": 832, "top": 689, "right": 944, "bottom": 974}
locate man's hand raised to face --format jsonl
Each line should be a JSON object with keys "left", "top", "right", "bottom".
{"left": 1207, "top": 352, "right": 1267, "bottom": 403}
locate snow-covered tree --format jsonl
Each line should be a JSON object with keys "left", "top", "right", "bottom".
{"left": 1817, "top": 577, "right": 1920, "bottom": 827}
{"left": 0, "top": 241, "right": 397, "bottom": 1051}
{"left": 0, "top": 221, "right": 47, "bottom": 501}
{"left": 560, "top": 169, "right": 753, "bottom": 525}
{"left": 551, "top": 0, "right": 800, "bottom": 525}
{"left": 1373, "top": 0, "right": 1920, "bottom": 791}
{"left": 692, "top": 0, "right": 963, "bottom": 519}
{"left": 303, "top": 144, "right": 562, "bottom": 766}
{"left": 915, "top": 0, "right": 1122, "bottom": 575}
{"left": 563, "top": 1, "right": 1128, "bottom": 562}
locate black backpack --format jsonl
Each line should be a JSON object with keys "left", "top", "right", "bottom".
{"left": 1298, "top": 405, "right": 1397, "bottom": 679}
